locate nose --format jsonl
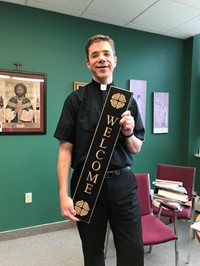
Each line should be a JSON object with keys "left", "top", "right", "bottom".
{"left": 98, "top": 53, "right": 106, "bottom": 61}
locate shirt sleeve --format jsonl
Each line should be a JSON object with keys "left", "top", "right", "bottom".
{"left": 54, "top": 93, "right": 78, "bottom": 143}
{"left": 129, "top": 97, "right": 145, "bottom": 141}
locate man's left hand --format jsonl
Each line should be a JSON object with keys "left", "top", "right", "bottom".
{"left": 120, "top": 110, "right": 135, "bottom": 136}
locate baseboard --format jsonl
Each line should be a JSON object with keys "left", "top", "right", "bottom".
{"left": 0, "top": 220, "right": 76, "bottom": 242}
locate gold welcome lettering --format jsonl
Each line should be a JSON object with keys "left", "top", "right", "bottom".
{"left": 84, "top": 114, "right": 119, "bottom": 195}
{"left": 107, "top": 115, "right": 119, "bottom": 126}
{"left": 86, "top": 171, "right": 99, "bottom": 183}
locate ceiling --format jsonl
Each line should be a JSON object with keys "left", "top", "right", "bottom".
{"left": 2, "top": 0, "right": 200, "bottom": 39}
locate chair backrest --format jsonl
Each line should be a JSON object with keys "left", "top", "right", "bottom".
{"left": 135, "top": 173, "right": 152, "bottom": 216}
{"left": 156, "top": 163, "right": 196, "bottom": 199}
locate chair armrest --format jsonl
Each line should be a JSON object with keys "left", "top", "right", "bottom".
{"left": 158, "top": 201, "right": 178, "bottom": 219}
{"left": 158, "top": 201, "right": 178, "bottom": 235}
{"left": 181, "top": 201, "right": 192, "bottom": 207}
{"left": 159, "top": 201, "right": 179, "bottom": 212}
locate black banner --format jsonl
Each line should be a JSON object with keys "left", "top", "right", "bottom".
{"left": 73, "top": 86, "right": 133, "bottom": 223}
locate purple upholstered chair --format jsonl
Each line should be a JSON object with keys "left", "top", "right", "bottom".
{"left": 135, "top": 173, "right": 178, "bottom": 266}
{"left": 152, "top": 164, "right": 196, "bottom": 263}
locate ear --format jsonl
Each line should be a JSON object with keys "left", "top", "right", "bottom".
{"left": 114, "top": 56, "right": 117, "bottom": 68}
{"left": 86, "top": 59, "right": 91, "bottom": 70}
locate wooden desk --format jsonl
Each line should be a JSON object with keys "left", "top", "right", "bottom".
{"left": 195, "top": 214, "right": 200, "bottom": 242}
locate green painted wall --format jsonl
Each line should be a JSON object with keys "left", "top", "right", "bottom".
{"left": 0, "top": 2, "right": 199, "bottom": 232}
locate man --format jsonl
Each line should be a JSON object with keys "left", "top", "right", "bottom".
{"left": 5, "top": 83, "right": 34, "bottom": 123}
{"left": 54, "top": 34, "right": 145, "bottom": 266}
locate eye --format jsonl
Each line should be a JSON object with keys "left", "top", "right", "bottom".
{"left": 90, "top": 52, "right": 98, "bottom": 59}
{"left": 104, "top": 52, "right": 111, "bottom": 57}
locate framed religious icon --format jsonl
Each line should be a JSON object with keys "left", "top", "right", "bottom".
{"left": 0, "top": 69, "right": 46, "bottom": 134}
{"left": 73, "top": 81, "right": 88, "bottom": 91}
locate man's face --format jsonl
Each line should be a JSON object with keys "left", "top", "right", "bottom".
{"left": 15, "top": 86, "right": 25, "bottom": 98}
{"left": 86, "top": 41, "right": 117, "bottom": 84}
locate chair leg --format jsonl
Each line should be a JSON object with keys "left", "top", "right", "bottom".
{"left": 148, "top": 245, "right": 153, "bottom": 253}
{"left": 191, "top": 202, "right": 196, "bottom": 240}
{"left": 186, "top": 222, "right": 193, "bottom": 264}
{"left": 172, "top": 213, "right": 178, "bottom": 266}
{"left": 186, "top": 199, "right": 197, "bottom": 263}
{"left": 175, "top": 239, "right": 178, "bottom": 266}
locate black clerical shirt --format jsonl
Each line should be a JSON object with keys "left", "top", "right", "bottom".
{"left": 54, "top": 79, "right": 145, "bottom": 171}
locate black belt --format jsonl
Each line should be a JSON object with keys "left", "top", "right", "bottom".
{"left": 105, "top": 166, "right": 131, "bottom": 179}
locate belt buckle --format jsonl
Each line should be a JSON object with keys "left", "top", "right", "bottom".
{"left": 105, "top": 170, "right": 114, "bottom": 179}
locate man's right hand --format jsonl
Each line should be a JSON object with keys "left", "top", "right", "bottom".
{"left": 60, "top": 194, "right": 80, "bottom": 222}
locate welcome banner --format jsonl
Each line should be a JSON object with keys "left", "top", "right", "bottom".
{"left": 73, "top": 86, "right": 132, "bottom": 223}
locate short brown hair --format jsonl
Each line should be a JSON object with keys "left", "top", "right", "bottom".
{"left": 85, "top": 34, "right": 116, "bottom": 59}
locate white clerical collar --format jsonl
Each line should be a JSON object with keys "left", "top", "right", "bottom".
{"left": 100, "top": 84, "right": 107, "bottom": 91}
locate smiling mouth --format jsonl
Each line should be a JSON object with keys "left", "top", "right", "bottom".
{"left": 97, "top": 66, "right": 108, "bottom": 69}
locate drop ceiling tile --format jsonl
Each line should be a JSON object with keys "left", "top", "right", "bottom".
{"left": 133, "top": 0, "right": 200, "bottom": 31}
{"left": 126, "top": 22, "right": 191, "bottom": 39}
{"left": 84, "top": 0, "right": 158, "bottom": 22}
{"left": 27, "top": 0, "right": 83, "bottom": 16}
{"left": 27, "top": 0, "right": 92, "bottom": 11}
{"left": 82, "top": 12, "right": 127, "bottom": 27}
{"left": 171, "top": 0, "right": 200, "bottom": 9}
{"left": 126, "top": 23, "right": 166, "bottom": 35}
{"left": 172, "top": 15, "right": 200, "bottom": 36}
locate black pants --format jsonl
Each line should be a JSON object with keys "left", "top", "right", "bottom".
{"left": 71, "top": 169, "right": 144, "bottom": 266}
